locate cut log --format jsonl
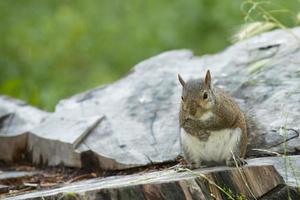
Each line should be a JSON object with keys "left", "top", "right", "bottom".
{"left": 247, "top": 155, "right": 300, "bottom": 187}
{"left": 260, "top": 185, "right": 300, "bottom": 200}
{"left": 3, "top": 165, "right": 287, "bottom": 200}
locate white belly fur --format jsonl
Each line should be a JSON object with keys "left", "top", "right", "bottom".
{"left": 181, "top": 128, "right": 242, "bottom": 163}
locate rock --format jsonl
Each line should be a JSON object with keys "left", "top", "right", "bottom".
{"left": 31, "top": 27, "right": 300, "bottom": 169}
{"left": 1, "top": 27, "right": 300, "bottom": 170}
{"left": 3, "top": 165, "right": 286, "bottom": 200}
{"left": 0, "top": 96, "right": 48, "bottom": 162}
{"left": 56, "top": 54, "right": 186, "bottom": 169}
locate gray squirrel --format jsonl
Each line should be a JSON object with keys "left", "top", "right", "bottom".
{"left": 178, "top": 70, "right": 249, "bottom": 168}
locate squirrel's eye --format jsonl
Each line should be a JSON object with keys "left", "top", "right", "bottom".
{"left": 203, "top": 92, "right": 208, "bottom": 100}
{"left": 181, "top": 96, "right": 185, "bottom": 101}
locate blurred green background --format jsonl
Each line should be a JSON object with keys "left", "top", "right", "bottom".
{"left": 0, "top": 0, "right": 299, "bottom": 111}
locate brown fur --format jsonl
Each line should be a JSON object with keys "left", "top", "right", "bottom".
{"left": 179, "top": 70, "right": 249, "bottom": 162}
{"left": 213, "top": 89, "right": 248, "bottom": 158}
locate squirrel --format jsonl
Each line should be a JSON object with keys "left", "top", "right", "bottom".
{"left": 178, "top": 70, "right": 249, "bottom": 168}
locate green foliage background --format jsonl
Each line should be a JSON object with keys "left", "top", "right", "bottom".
{"left": 0, "top": 0, "right": 298, "bottom": 110}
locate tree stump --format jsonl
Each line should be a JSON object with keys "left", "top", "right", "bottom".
{"left": 5, "top": 165, "right": 296, "bottom": 200}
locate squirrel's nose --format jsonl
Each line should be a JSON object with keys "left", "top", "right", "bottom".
{"left": 189, "top": 109, "right": 196, "bottom": 116}
{"left": 189, "top": 102, "right": 197, "bottom": 116}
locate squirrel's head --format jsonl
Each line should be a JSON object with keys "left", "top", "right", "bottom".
{"left": 178, "top": 70, "right": 215, "bottom": 119}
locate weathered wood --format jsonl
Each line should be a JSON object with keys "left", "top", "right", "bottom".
{"left": 27, "top": 115, "right": 103, "bottom": 167}
{"left": 260, "top": 185, "right": 300, "bottom": 200}
{"left": 0, "top": 134, "right": 28, "bottom": 162}
{"left": 3, "top": 165, "right": 285, "bottom": 200}
{"left": 247, "top": 156, "right": 300, "bottom": 187}
{"left": 0, "top": 185, "right": 9, "bottom": 194}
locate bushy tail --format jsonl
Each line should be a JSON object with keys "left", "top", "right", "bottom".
{"left": 244, "top": 111, "right": 268, "bottom": 156}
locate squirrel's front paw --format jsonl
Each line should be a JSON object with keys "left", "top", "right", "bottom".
{"left": 188, "top": 162, "right": 206, "bottom": 170}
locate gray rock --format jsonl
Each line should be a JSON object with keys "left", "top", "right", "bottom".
{"left": 47, "top": 28, "right": 300, "bottom": 169}
{"left": 49, "top": 51, "right": 189, "bottom": 169}
{"left": 0, "top": 96, "right": 48, "bottom": 162}
{"left": 1, "top": 27, "right": 300, "bottom": 170}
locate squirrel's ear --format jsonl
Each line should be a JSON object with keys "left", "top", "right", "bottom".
{"left": 204, "top": 70, "right": 211, "bottom": 88}
{"left": 178, "top": 74, "right": 185, "bottom": 87}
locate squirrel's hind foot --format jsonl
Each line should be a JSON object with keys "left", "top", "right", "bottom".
{"left": 226, "top": 157, "right": 247, "bottom": 167}
{"left": 169, "top": 163, "right": 187, "bottom": 172}
{"left": 169, "top": 162, "right": 205, "bottom": 172}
